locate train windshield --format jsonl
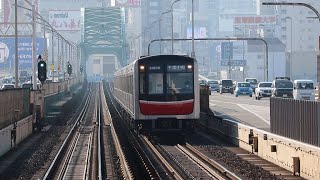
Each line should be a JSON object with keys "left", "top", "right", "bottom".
{"left": 148, "top": 73, "right": 163, "bottom": 94}
{"left": 167, "top": 73, "right": 193, "bottom": 94}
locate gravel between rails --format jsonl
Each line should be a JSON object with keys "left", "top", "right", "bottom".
{"left": 188, "top": 133, "right": 279, "bottom": 180}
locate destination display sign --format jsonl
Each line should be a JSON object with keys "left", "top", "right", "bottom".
{"left": 167, "top": 65, "right": 186, "bottom": 72}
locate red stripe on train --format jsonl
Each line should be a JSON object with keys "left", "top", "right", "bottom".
{"left": 139, "top": 100, "right": 194, "bottom": 115}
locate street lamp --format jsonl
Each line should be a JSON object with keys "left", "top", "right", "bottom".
{"left": 191, "top": 0, "right": 195, "bottom": 58}
{"left": 159, "top": 10, "right": 172, "bottom": 54}
{"left": 285, "top": 17, "right": 293, "bottom": 79}
{"left": 225, "top": 36, "right": 232, "bottom": 79}
{"left": 142, "top": 20, "right": 159, "bottom": 56}
{"left": 234, "top": 27, "right": 246, "bottom": 80}
{"left": 262, "top": 2, "right": 320, "bottom": 22}
{"left": 171, "top": 0, "right": 182, "bottom": 54}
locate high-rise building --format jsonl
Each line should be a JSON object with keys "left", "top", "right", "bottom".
{"left": 219, "top": 0, "right": 256, "bottom": 36}
{"left": 276, "top": 0, "right": 320, "bottom": 81}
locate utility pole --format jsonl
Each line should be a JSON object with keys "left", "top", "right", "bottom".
{"left": 51, "top": 30, "right": 54, "bottom": 82}
{"left": 14, "top": 0, "right": 18, "bottom": 88}
{"left": 159, "top": 10, "right": 172, "bottom": 55}
{"left": 191, "top": 0, "right": 195, "bottom": 58}
{"left": 228, "top": 41, "right": 231, "bottom": 79}
{"left": 171, "top": 0, "right": 182, "bottom": 54}
{"left": 285, "top": 17, "right": 293, "bottom": 79}
{"left": 32, "top": 4, "right": 37, "bottom": 90}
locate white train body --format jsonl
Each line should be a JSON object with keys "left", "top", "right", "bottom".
{"left": 114, "top": 55, "right": 199, "bottom": 133}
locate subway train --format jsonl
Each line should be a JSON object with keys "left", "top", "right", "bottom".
{"left": 113, "top": 55, "right": 199, "bottom": 134}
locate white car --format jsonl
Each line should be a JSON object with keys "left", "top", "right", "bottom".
{"left": 255, "top": 82, "right": 272, "bottom": 100}
{"left": 1, "top": 84, "right": 15, "bottom": 90}
{"left": 293, "top": 80, "right": 316, "bottom": 101}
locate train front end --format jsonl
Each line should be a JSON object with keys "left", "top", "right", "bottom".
{"left": 134, "top": 55, "right": 199, "bottom": 134}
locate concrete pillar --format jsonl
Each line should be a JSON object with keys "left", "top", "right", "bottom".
{"left": 317, "top": 55, "right": 320, "bottom": 101}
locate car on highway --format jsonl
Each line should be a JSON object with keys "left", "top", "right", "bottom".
{"left": 219, "top": 79, "right": 234, "bottom": 94}
{"left": 1, "top": 84, "right": 15, "bottom": 90}
{"left": 293, "top": 80, "right": 316, "bottom": 101}
{"left": 207, "top": 80, "right": 219, "bottom": 92}
{"left": 245, "top": 78, "right": 258, "bottom": 93}
{"left": 255, "top": 82, "right": 272, "bottom": 100}
{"left": 235, "top": 82, "right": 252, "bottom": 97}
{"left": 271, "top": 77, "right": 293, "bottom": 98}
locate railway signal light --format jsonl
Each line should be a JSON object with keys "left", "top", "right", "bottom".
{"left": 67, "top": 63, "right": 72, "bottom": 75}
{"left": 37, "top": 55, "right": 47, "bottom": 83}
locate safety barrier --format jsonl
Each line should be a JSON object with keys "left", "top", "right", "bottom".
{"left": 200, "top": 85, "right": 210, "bottom": 113}
{"left": 42, "top": 77, "right": 81, "bottom": 97}
{"left": 0, "top": 77, "right": 82, "bottom": 129}
{"left": 270, "top": 97, "right": 320, "bottom": 146}
{"left": 205, "top": 117, "right": 320, "bottom": 179}
{"left": 0, "top": 115, "right": 33, "bottom": 157}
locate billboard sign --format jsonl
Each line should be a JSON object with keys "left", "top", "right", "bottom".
{"left": 49, "top": 10, "right": 81, "bottom": 31}
{"left": 232, "top": 41, "right": 245, "bottom": 60}
{"left": 115, "top": 0, "right": 140, "bottom": 7}
{"left": 220, "top": 60, "right": 246, "bottom": 66}
{"left": 221, "top": 42, "right": 233, "bottom": 60}
{"left": 187, "top": 27, "right": 208, "bottom": 39}
{"left": 0, "top": 38, "right": 45, "bottom": 69}
{"left": 233, "top": 15, "right": 277, "bottom": 26}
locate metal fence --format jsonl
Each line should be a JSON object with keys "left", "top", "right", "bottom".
{"left": 0, "top": 88, "right": 30, "bottom": 129}
{"left": 270, "top": 97, "right": 319, "bottom": 146}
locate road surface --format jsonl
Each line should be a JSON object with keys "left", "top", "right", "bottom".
{"left": 209, "top": 92, "right": 270, "bottom": 131}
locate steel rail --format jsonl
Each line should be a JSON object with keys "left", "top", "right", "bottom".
{"left": 104, "top": 84, "right": 133, "bottom": 180}
{"left": 98, "top": 85, "right": 103, "bottom": 179}
{"left": 142, "top": 136, "right": 183, "bottom": 180}
{"left": 58, "top": 132, "right": 81, "bottom": 180}
{"left": 180, "top": 143, "right": 241, "bottom": 180}
{"left": 43, "top": 89, "right": 92, "bottom": 179}
{"left": 84, "top": 133, "right": 93, "bottom": 179}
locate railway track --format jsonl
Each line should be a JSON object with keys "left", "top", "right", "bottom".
{"left": 105, "top": 81, "right": 283, "bottom": 180}
{"left": 104, "top": 82, "right": 169, "bottom": 179}
{"left": 142, "top": 135, "right": 241, "bottom": 180}
{"left": 104, "top": 82, "right": 243, "bottom": 180}
{"left": 43, "top": 84, "right": 101, "bottom": 179}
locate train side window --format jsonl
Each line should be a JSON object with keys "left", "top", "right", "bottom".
{"left": 140, "top": 73, "right": 145, "bottom": 94}
{"left": 149, "top": 73, "right": 163, "bottom": 94}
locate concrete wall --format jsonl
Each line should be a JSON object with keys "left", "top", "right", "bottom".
{"left": 0, "top": 115, "right": 33, "bottom": 157}
{"left": 0, "top": 77, "right": 82, "bottom": 129}
{"left": 0, "top": 89, "right": 30, "bottom": 129}
{"left": 42, "top": 77, "right": 82, "bottom": 97}
{"left": 207, "top": 118, "right": 320, "bottom": 179}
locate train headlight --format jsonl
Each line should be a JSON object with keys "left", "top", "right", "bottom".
{"left": 140, "top": 65, "right": 145, "bottom": 70}
{"left": 187, "top": 65, "right": 192, "bottom": 69}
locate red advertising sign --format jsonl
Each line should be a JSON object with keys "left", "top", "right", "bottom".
{"left": 49, "top": 10, "right": 81, "bottom": 31}
{"left": 115, "top": 0, "right": 140, "bottom": 7}
{"left": 234, "top": 15, "right": 276, "bottom": 26}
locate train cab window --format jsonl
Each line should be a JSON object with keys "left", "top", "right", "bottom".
{"left": 167, "top": 73, "right": 193, "bottom": 94}
{"left": 140, "top": 73, "right": 145, "bottom": 94}
{"left": 148, "top": 73, "right": 163, "bottom": 94}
